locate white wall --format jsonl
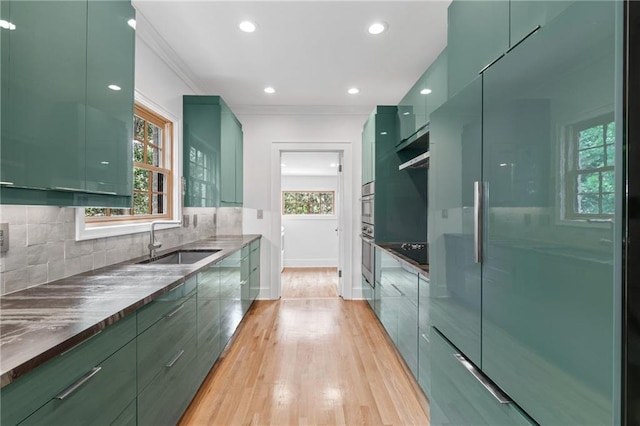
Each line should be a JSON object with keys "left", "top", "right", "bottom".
{"left": 282, "top": 175, "right": 338, "bottom": 268}
{"left": 239, "top": 111, "right": 369, "bottom": 299}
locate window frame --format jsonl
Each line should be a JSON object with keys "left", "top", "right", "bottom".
{"left": 75, "top": 91, "right": 182, "bottom": 241}
{"left": 281, "top": 190, "right": 336, "bottom": 216}
{"left": 564, "top": 113, "right": 615, "bottom": 220}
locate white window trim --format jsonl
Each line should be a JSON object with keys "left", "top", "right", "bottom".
{"left": 75, "top": 90, "right": 183, "bottom": 241}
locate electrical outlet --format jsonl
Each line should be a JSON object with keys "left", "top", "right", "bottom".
{"left": 257, "top": 209, "right": 263, "bottom": 219}
{"left": 0, "top": 223, "right": 8, "bottom": 252}
{"left": 441, "top": 209, "right": 448, "bottom": 219}
{"left": 193, "top": 215, "right": 198, "bottom": 227}
{"left": 183, "top": 215, "right": 190, "bottom": 227}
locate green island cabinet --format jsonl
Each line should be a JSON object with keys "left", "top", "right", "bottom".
{"left": 0, "top": 239, "right": 261, "bottom": 426}
{"left": 430, "top": 2, "right": 619, "bottom": 424}
{"left": 0, "top": 0, "right": 134, "bottom": 207}
{"left": 183, "top": 95, "right": 243, "bottom": 207}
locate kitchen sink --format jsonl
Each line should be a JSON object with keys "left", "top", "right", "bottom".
{"left": 137, "top": 250, "right": 221, "bottom": 265}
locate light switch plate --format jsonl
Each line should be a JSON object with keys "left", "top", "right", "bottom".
{"left": 0, "top": 223, "right": 9, "bottom": 252}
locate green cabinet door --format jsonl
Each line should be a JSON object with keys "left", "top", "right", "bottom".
{"left": 447, "top": 0, "right": 508, "bottom": 97}
{"left": 510, "top": 0, "right": 572, "bottom": 47}
{"left": 481, "top": 3, "right": 617, "bottom": 424}
{"left": 219, "top": 250, "right": 242, "bottom": 345}
{"left": 430, "top": 330, "right": 534, "bottom": 426}
{"left": 111, "top": 400, "right": 137, "bottom": 426}
{"left": 85, "top": 0, "right": 135, "bottom": 196}
{"left": 3, "top": 0, "right": 87, "bottom": 191}
{"left": 220, "top": 102, "right": 236, "bottom": 205}
{"left": 20, "top": 340, "right": 136, "bottom": 426}
{"left": 196, "top": 264, "right": 222, "bottom": 376}
{"left": 375, "top": 249, "right": 400, "bottom": 344}
{"left": 418, "top": 275, "right": 430, "bottom": 395}
{"left": 235, "top": 122, "right": 244, "bottom": 204}
{"left": 240, "top": 252, "right": 251, "bottom": 315}
{"left": 394, "top": 267, "right": 418, "bottom": 377}
{"left": 424, "top": 49, "right": 448, "bottom": 125}
{"left": 429, "top": 76, "right": 482, "bottom": 366}
{"left": 249, "top": 240, "right": 260, "bottom": 300}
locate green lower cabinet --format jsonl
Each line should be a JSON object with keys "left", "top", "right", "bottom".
{"left": 20, "top": 340, "right": 136, "bottom": 426}
{"left": 220, "top": 252, "right": 242, "bottom": 345}
{"left": 197, "top": 264, "right": 222, "bottom": 377}
{"left": 137, "top": 336, "right": 199, "bottom": 426}
{"left": 362, "top": 275, "right": 374, "bottom": 310}
{"left": 0, "top": 315, "right": 136, "bottom": 426}
{"left": 241, "top": 253, "right": 251, "bottom": 315}
{"left": 137, "top": 297, "right": 197, "bottom": 392}
{"left": 111, "top": 400, "right": 137, "bottom": 426}
{"left": 430, "top": 329, "right": 534, "bottom": 426}
{"left": 418, "top": 328, "right": 431, "bottom": 396}
{"left": 249, "top": 266, "right": 260, "bottom": 302}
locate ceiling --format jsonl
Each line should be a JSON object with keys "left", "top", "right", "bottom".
{"left": 133, "top": 1, "right": 451, "bottom": 111}
{"left": 281, "top": 152, "right": 340, "bottom": 176}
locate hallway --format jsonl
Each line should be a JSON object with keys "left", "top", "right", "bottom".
{"left": 281, "top": 267, "right": 338, "bottom": 299}
{"left": 180, "top": 272, "right": 429, "bottom": 425}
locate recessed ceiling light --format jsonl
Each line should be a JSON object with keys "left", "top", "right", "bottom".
{"left": 403, "top": 112, "right": 410, "bottom": 116}
{"left": 330, "top": 163, "right": 337, "bottom": 167}
{"left": 108, "top": 84, "right": 122, "bottom": 91}
{"left": 348, "top": 88, "right": 359, "bottom": 95}
{"left": 368, "top": 22, "right": 387, "bottom": 35}
{"left": 281, "top": 163, "right": 287, "bottom": 167}
{"left": 380, "top": 131, "right": 388, "bottom": 135}
{"left": 239, "top": 21, "right": 256, "bottom": 33}
{"left": 500, "top": 163, "right": 508, "bottom": 167}
{"left": 264, "top": 87, "right": 276, "bottom": 94}
{"left": 420, "top": 88, "right": 432, "bottom": 95}
{"left": 0, "top": 20, "right": 16, "bottom": 30}
{"left": 101, "top": 161, "right": 110, "bottom": 165}
{"left": 127, "top": 19, "right": 136, "bottom": 30}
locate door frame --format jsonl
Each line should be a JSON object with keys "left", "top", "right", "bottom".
{"left": 270, "top": 142, "right": 353, "bottom": 299}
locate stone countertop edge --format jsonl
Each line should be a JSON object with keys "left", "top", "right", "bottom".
{"left": 374, "top": 243, "right": 429, "bottom": 279}
{"left": 0, "top": 234, "right": 261, "bottom": 389}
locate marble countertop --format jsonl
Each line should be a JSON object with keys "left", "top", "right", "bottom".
{"left": 0, "top": 234, "right": 260, "bottom": 388}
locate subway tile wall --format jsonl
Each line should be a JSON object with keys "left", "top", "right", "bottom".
{"left": 0, "top": 206, "right": 243, "bottom": 295}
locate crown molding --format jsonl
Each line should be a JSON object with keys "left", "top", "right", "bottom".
{"left": 134, "top": 9, "right": 206, "bottom": 95}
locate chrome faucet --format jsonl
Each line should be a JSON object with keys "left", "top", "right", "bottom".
{"left": 148, "top": 220, "right": 180, "bottom": 258}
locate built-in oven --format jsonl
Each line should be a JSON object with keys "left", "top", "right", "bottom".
{"left": 361, "top": 223, "right": 375, "bottom": 286}
{"left": 361, "top": 181, "right": 374, "bottom": 226}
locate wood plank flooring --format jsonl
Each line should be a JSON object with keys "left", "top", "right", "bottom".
{"left": 281, "top": 267, "right": 338, "bottom": 299}
{"left": 180, "top": 271, "right": 429, "bottom": 426}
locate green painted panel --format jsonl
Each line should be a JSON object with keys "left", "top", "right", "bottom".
{"left": 111, "top": 399, "right": 137, "bottom": 426}
{"left": 510, "top": 1, "right": 572, "bottom": 47}
{"left": 481, "top": 2, "right": 616, "bottom": 424}
{"left": 429, "top": 76, "right": 482, "bottom": 366}
{"left": 137, "top": 335, "right": 198, "bottom": 426}
{"left": 3, "top": 0, "right": 87, "bottom": 191}
{"left": 0, "top": 315, "right": 136, "bottom": 426}
{"left": 136, "top": 281, "right": 194, "bottom": 334}
{"left": 430, "top": 330, "right": 534, "bottom": 426}
{"left": 85, "top": 0, "right": 134, "bottom": 197}
{"left": 137, "top": 297, "right": 197, "bottom": 393}
{"left": 447, "top": 0, "right": 508, "bottom": 97}
{"left": 20, "top": 340, "right": 136, "bottom": 426}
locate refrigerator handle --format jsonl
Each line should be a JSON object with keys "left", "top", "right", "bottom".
{"left": 474, "top": 181, "right": 483, "bottom": 263}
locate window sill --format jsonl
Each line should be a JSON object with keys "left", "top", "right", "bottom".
{"left": 75, "top": 209, "right": 181, "bottom": 241}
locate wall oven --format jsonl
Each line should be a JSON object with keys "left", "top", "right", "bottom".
{"left": 361, "top": 182, "right": 375, "bottom": 287}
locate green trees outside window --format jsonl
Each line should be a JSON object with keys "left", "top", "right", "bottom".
{"left": 282, "top": 191, "right": 334, "bottom": 215}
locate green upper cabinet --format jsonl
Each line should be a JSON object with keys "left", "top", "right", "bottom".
{"left": 447, "top": 0, "right": 508, "bottom": 98}
{"left": 0, "top": 0, "right": 134, "bottom": 207}
{"left": 510, "top": 1, "right": 572, "bottom": 47}
{"left": 183, "top": 95, "right": 243, "bottom": 207}
{"left": 424, "top": 49, "right": 448, "bottom": 124}
{"left": 85, "top": 0, "right": 135, "bottom": 196}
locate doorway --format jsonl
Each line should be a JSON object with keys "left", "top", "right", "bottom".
{"left": 279, "top": 151, "right": 342, "bottom": 299}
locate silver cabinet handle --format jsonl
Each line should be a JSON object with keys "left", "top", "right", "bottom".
{"left": 390, "top": 283, "right": 405, "bottom": 297}
{"left": 50, "top": 186, "right": 117, "bottom": 196}
{"left": 474, "top": 181, "right": 483, "bottom": 264}
{"left": 421, "top": 333, "right": 430, "bottom": 343}
{"left": 165, "top": 349, "right": 185, "bottom": 368}
{"left": 55, "top": 367, "right": 102, "bottom": 400}
{"left": 453, "top": 353, "right": 511, "bottom": 404}
{"left": 166, "top": 303, "right": 184, "bottom": 318}
{"left": 240, "top": 280, "right": 248, "bottom": 287}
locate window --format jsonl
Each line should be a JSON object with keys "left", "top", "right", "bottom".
{"left": 565, "top": 114, "right": 615, "bottom": 219}
{"left": 282, "top": 191, "right": 335, "bottom": 215}
{"left": 85, "top": 104, "right": 173, "bottom": 223}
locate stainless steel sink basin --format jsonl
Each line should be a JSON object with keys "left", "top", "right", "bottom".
{"left": 137, "top": 250, "right": 220, "bottom": 265}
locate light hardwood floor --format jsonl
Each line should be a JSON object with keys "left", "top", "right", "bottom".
{"left": 281, "top": 267, "right": 338, "bottom": 299}
{"left": 180, "top": 272, "right": 429, "bottom": 426}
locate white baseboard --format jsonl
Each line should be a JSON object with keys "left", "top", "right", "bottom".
{"left": 284, "top": 258, "right": 338, "bottom": 268}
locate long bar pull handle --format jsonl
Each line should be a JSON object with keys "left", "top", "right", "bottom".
{"left": 55, "top": 367, "right": 102, "bottom": 400}
{"left": 50, "top": 186, "right": 117, "bottom": 196}
{"left": 240, "top": 280, "right": 248, "bottom": 287}
{"left": 454, "top": 354, "right": 511, "bottom": 404}
{"left": 390, "top": 283, "right": 405, "bottom": 297}
{"left": 166, "top": 303, "right": 184, "bottom": 318}
{"left": 474, "top": 181, "right": 483, "bottom": 264}
{"left": 165, "top": 350, "right": 185, "bottom": 368}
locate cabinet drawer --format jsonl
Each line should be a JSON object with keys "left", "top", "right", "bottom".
{"left": 418, "top": 327, "right": 431, "bottom": 396}
{"left": 137, "top": 277, "right": 196, "bottom": 334}
{"left": 250, "top": 245, "right": 259, "bottom": 272}
{"left": 418, "top": 275, "right": 430, "bottom": 331}
{"left": 241, "top": 244, "right": 250, "bottom": 259}
{"left": 197, "top": 266, "right": 219, "bottom": 300}
{"left": 430, "top": 329, "right": 534, "bottom": 426}
{"left": 241, "top": 256, "right": 250, "bottom": 280}
{"left": 250, "top": 239, "right": 260, "bottom": 253}
{"left": 1, "top": 315, "right": 136, "bottom": 426}
{"left": 137, "top": 297, "right": 197, "bottom": 392}
{"left": 20, "top": 340, "right": 136, "bottom": 426}
{"left": 111, "top": 399, "right": 137, "bottom": 426}
{"left": 197, "top": 298, "right": 222, "bottom": 377}
{"left": 249, "top": 266, "right": 260, "bottom": 301}
{"left": 137, "top": 336, "right": 199, "bottom": 426}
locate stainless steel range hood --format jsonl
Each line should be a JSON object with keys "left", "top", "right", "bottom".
{"left": 399, "top": 151, "right": 429, "bottom": 170}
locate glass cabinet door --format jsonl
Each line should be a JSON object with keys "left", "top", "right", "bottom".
{"left": 481, "top": 2, "right": 617, "bottom": 424}
{"left": 429, "top": 76, "right": 482, "bottom": 366}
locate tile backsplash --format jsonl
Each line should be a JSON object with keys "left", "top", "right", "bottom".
{"left": 0, "top": 206, "right": 243, "bottom": 295}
